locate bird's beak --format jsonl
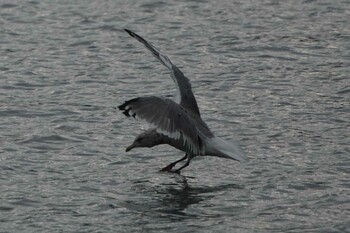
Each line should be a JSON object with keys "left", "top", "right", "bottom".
{"left": 125, "top": 143, "right": 135, "bottom": 152}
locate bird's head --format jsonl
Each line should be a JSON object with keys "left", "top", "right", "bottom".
{"left": 125, "top": 129, "right": 163, "bottom": 152}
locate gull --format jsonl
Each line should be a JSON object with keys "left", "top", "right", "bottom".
{"left": 119, "top": 29, "right": 247, "bottom": 173}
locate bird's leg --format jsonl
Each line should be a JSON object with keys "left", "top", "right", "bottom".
{"left": 160, "top": 153, "right": 188, "bottom": 172}
{"left": 172, "top": 154, "right": 194, "bottom": 174}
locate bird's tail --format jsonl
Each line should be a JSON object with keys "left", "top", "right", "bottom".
{"left": 207, "top": 136, "right": 248, "bottom": 162}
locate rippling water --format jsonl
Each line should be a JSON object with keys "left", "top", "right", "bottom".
{"left": 1, "top": 0, "right": 349, "bottom": 232}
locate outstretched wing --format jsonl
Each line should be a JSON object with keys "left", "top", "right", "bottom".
{"left": 124, "top": 29, "right": 201, "bottom": 116}
{"left": 118, "top": 97, "right": 206, "bottom": 155}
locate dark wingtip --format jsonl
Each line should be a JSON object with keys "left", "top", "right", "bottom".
{"left": 118, "top": 102, "right": 130, "bottom": 117}
{"left": 118, "top": 98, "right": 140, "bottom": 118}
{"left": 124, "top": 28, "right": 135, "bottom": 38}
{"left": 123, "top": 110, "right": 130, "bottom": 117}
{"left": 118, "top": 103, "right": 126, "bottom": 110}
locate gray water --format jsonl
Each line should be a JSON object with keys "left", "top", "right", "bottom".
{"left": 1, "top": 0, "right": 349, "bottom": 232}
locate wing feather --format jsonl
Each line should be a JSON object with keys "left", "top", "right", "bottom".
{"left": 119, "top": 97, "right": 205, "bottom": 155}
{"left": 124, "top": 29, "right": 201, "bottom": 116}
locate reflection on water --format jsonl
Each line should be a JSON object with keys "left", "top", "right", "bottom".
{"left": 121, "top": 173, "right": 244, "bottom": 222}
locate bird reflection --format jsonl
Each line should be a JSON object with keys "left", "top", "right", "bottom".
{"left": 155, "top": 176, "right": 198, "bottom": 216}
{"left": 151, "top": 174, "right": 243, "bottom": 220}
{"left": 123, "top": 173, "right": 244, "bottom": 222}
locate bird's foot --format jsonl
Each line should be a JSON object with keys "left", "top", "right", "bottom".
{"left": 159, "top": 163, "right": 180, "bottom": 174}
{"left": 160, "top": 163, "right": 175, "bottom": 172}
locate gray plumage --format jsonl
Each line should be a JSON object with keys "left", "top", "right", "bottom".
{"left": 119, "top": 29, "right": 247, "bottom": 173}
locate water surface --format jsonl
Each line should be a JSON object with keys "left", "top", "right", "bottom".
{"left": 0, "top": 0, "right": 349, "bottom": 232}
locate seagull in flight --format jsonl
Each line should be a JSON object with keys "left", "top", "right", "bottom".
{"left": 119, "top": 29, "right": 247, "bottom": 173}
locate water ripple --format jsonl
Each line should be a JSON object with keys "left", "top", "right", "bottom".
{"left": 0, "top": 0, "right": 349, "bottom": 232}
